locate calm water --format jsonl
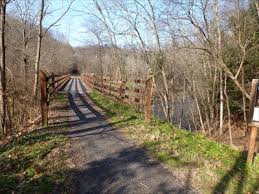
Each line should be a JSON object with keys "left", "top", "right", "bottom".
{"left": 152, "top": 96, "right": 193, "bottom": 130}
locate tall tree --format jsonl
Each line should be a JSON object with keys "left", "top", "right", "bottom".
{"left": 0, "top": 0, "right": 7, "bottom": 135}
{"left": 33, "top": 0, "right": 75, "bottom": 97}
{"left": 33, "top": 0, "right": 44, "bottom": 97}
{"left": 13, "top": 0, "right": 37, "bottom": 87}
{"left": 255, "top": 0, "right": 259, "bottom": 18}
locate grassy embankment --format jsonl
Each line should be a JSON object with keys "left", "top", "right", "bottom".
{"left": 89, "top": 90, "right": 259, "bottom": 194}
{"left": 0, "top": 94, "right": 73, "bottom": 194}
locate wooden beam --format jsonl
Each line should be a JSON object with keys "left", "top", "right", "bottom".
{"left": 247, "top": 124, "right": 258, "bottom": 164}
{"left": 144, "top": 77, "right": 153, "bottom": 124}
{"left": 248, "top": 79, "right": 259, "bottom": 123}
{"left": 39, "top": 70, "right": 48, "bottom": 126}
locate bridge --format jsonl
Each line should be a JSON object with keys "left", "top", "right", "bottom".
{"left": 37, "top": 72, "right": 195, "bottom": 193}
{"left": 30, "top": 70, "right": 259, "bottom": 194}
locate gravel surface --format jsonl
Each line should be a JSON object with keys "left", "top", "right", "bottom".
{"left": 62, "top": 77, "right": 196, "bottom": 194}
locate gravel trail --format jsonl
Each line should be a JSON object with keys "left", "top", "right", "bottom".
{"left": 62, "top": 77, "right": 196, "bottom": 194}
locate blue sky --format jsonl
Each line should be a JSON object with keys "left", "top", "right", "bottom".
{"left": 43, "top": 0, "right": 159, "bottom": 48}
{"left": 8, "top": 0, "right": 227, "bottom": 49}
{"left": 42, "top": 0, "right": 184, "bottom": 48}
{"left": 44, "top": 0, "right": 92, "bottom": 47}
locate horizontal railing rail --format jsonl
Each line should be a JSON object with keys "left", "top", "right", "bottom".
{"left": 39, "top": 70, "right": 71, "bottom": 126}
{"left": 81, "top": 73, "right": 153, "bottom": 123}
{"left": 49, "top": 75, "right": 70, "bottom": 95}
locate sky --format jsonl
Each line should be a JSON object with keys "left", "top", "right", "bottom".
{"left": 36, "top": 0, "right": 191, "bottom": 48}
{"left": 44, "top": 0, "right": 92, "bottom": 47}
{"left": 8, "top": 0, "right": 144, "bottom": 48}
{"left": 43, "top": 0, "right": 160, "bottom": 48}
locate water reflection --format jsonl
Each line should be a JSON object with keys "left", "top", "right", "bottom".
{"left": 152, "top": 97, "right": 193, "bottom": 130}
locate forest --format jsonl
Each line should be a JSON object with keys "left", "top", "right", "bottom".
{"left": 0, "top": 0, "right": 259, "bottom": 148}
{"left": 0, "top": 0, "right": 74, "bottom": 137}
{"left": 65, "top": 0, "right": 259, "bottom": 148}
{"left": 0, "top": 0, "right": 259, "bottom": 193}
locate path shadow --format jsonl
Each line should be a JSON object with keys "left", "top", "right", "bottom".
{"left": 38, "top": 89, "right": 136, "bottom": 139}
{"left": 72, "top": 146, "right": 194, "bottom": 194}
{"left": 1, "top": 146, "right": 194, "bottom": 193}
{"left": 38, "top": 116, "right": 136, "bottom": 140}
{"left": 252, "top": 173, "right": 259, "bottom": 192}
{"left": 213, "top": 151, "right": 249, "bottom": 194}
{"left": 78, "top": 80, "right": 117, "bottom": 117}
{"left": 4, "top": 78, "right": 196, "bottom": 193}
{"left": 49, "top": 112, "right": 95, "bottom": 121}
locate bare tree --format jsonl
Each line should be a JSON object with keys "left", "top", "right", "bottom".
{"left": 255, "top": 0, "right": 259, "bottom": 18}
{"left": 77, "top": 0, "right": 259, "bottom": 139}
{"left": 12, "top": 0, "right": 37, "bottom": 87}
{"left": 0, "top": 0, "right": 7, "bottom": 135}
{"left": 33, "top": 0, "right": 44, "bottom": 97}
{"left": 33, "top": 0, "right": 75, "bottom": 97}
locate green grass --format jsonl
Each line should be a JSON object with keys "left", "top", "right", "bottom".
{"left": 0, "top": 94, "right": 73, "bottom": 194}
{"left": 0, "top": 130, "right": 70, "bottom": 193}
{"left": 89, "top": 90, "right": 259, "bottom": 194}
{"left": 55, "top": 93, "right": 68, "bottom": 103}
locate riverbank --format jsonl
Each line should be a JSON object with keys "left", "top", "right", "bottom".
{"left": 89, "top": 90, "right": 259, "bottom": 193}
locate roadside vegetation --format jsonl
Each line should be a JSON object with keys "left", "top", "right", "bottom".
{"left": 0, "top": 0, "right": 75, "bottom": 138}
{"left": 78, "top": 0, "right": 259, "bottom": 147}
{"left": 0, "top": 94, "right": 74, "bottom": 194}
{"left": 0, "top": 131, "right": 69, "bottom": 193}
{"left": 89, "top": 90, "right": 259, "bottom": 194}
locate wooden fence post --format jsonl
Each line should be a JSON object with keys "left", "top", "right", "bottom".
{"left": 102, "top": 75, "right": 105, "bottom": 93}
{"left": 50, "top": 72, "right": 55, "bottom": 97}
{"left": 248, "top": 79, "right": 259, "bottom": 123}
{"left": 247, "top": 79, "right": 259, "bottom": 164}
{"left": 119, "top": 80, "right": 126, "bottom": 102}
{"left": 247, "top": 125, "right": 258, "bottom": 164}
{"left": 51, "top": 72, "right": 55, "bottom": 87}
{"left": 109, "top": 76, "right": 112, "bottom": 95}
{"left": 144, "top": 77, "right": 153, "bottom": 124}
{"left": 93, "top": 74, "right": 96, "bottom": 89}
{"left": 39, "top": 70, "right": 48, "bottom": 126}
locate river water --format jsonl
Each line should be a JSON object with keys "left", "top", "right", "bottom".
{"left": 152, "top": 96, "right": 194, "bottom": 130}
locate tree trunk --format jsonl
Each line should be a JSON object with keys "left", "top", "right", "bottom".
{"left": 219, "top": 68, "right": 224, "bottom": 135}
{"left": 224, "top": 75, "right": 233, "bottom": 146}
{"left": 193, "top": 83, "right": 205, "bottom": 133}
{"left": 33, "top": 0, "right": 44, "bottom": 97}
{"left": 0, "top": 0, "right": 7, "bottom": 135}
{"left": 255, "top": 1, "right": 259, "bottom": 19}
{"left": 191, "top": 108, "right": 198, "bottom": 131}
{"left": 214, "top": 0, "right": 224, "bottom": 135}
{"left": 210, "top": 65, "right": 217, "bottom": 127}
{"left": 241, "top": 67, "right": 247, "bottom": 135}
{"left": 22, "top": 28, "right": 29, "bottom": 88}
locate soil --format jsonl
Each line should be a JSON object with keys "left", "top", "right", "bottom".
{"left": 210, "top": 123, "right": 250, "bottom": 150}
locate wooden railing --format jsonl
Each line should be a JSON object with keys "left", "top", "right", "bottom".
{"left": 247, "top": 79, "right": 259, "bottom": 164}
{"left": 81, "top": 73, "right": 153, "bottom": 123}
{"left": 39, "top": 70, "right": 71, "bottom": 126}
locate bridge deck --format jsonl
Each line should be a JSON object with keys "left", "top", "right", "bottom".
{"left": 61, "top": 77, "right": 195, "bottom": 194}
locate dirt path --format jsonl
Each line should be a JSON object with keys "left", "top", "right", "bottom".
{"left": 62, "top": 77, "right": 196, "bottom": 194}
